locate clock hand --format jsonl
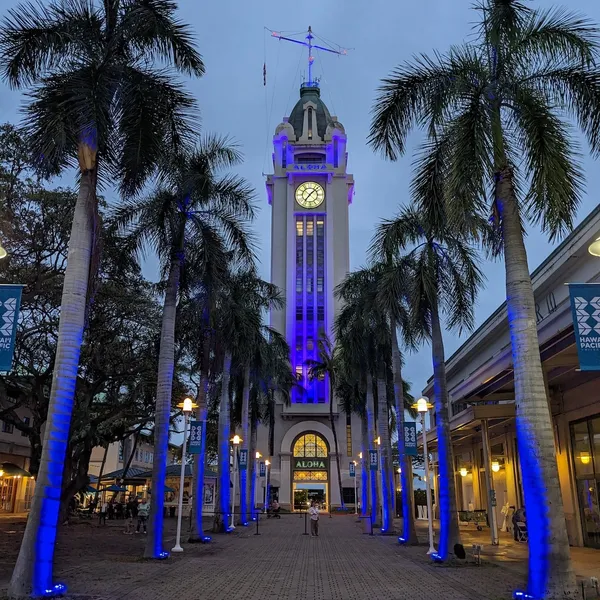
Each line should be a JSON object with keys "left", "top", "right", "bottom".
{"left": 305, "top": 189, "right": 317, "bottom": 202}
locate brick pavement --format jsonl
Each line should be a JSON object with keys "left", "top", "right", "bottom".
{"left": 46, "top": 513, "right": 525, "bottom": 600}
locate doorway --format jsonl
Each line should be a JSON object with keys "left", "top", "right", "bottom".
{"left": 293, "top": 482, "right": 327, "bottom": 511}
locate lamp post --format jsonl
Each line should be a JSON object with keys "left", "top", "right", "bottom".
{"left": 413, "top": 396, "right": 436, "bottom": 555}
{"left": 230, "top": 434, "right": 242, "bottom": 529}
{"left": 253, "top": 451, "right": 262, "bottom": 520}
{"left": 172, "top": 397, "right": 197, "bottom": 553}
{"left": 264, "top": 459, "right": 270, "bottom": 512}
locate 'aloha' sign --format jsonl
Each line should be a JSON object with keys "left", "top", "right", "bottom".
{"left": 293, "top": 458, "right": 327, "bottom": 470}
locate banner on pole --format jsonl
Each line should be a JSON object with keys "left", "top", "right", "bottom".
{"left": 569, "top": 283, "right": 600, "bottom": 370}
{"left": 259, "top": 461, "right": 266, "bottom": 477}
{"left": 349, "top": 462, "right": 355, "bottom": 477}
{"left": 188, "top": 421, "right": 203, "bottom": 454}
{"left": 369, "top": 450, "right": 378, "bottom": 471}
{"left": 239, "top": 449, "right": 248, "bottom": 470}
{"left": 403, "top": 422, "right": 418, "bottom": 456}
{"left": 0, "top": 285, "right": 23, "bottom": 373}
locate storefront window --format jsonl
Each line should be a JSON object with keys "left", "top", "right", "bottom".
{"left": 572, "top": 421, "right": 594, "bottom": 477}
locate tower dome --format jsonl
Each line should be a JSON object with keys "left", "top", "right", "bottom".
{"left": 288, "top": 84, "right": 334, "bottom": 142}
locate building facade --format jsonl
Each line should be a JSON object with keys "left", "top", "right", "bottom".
{"left": 422, "top": 205, "right": 600, "bottom": 549}
{"left": 258, "top": 82, "right": 361, "bottom": 510}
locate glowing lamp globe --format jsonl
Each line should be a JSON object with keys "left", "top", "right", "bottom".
{"left": 491, "top": 461, "right": 500, "bottom": 473}
{"left": 182, "top": 397, "right": 193, "bottom": 413}
{"left": 231, "top": 434, "right": 241, "bottom": 445}
{"left": 255, "top": 451, "right": 262, "bottom": 459}
{"left": 580, "top": 452, "right": 591, "bottom": 465}
{"left": 459, "top": 467, "right": 468, "bottom": 477}
{"left": 588, "top": 237, "right": 600, "bottom": 256}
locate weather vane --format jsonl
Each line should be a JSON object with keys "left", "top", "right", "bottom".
{"left": 267, "top": 26, "right": 348, "bottom": 87}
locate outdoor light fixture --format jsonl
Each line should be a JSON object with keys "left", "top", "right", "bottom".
{"left": 0, "top": 244, "right": 7, "bottom": 259}
{"left": 491, "top": 461, "right": 500, "bottom": 473}
{"left": 580, "top": 452, "right": 591, "bottom": 465}
{"left": 0, "top": 470, "right": 4, "bottom": 478}
{"left": 265, "top": 459, "right": 270, "bottom": 466}
{"left": 358, "top": 452, "right": 362, "bottom": 459}
{"left": 231, "top": 434, "right": 241, "bottom": 445}
{"left": 588, "top": 236, "right": 600, "bottom": 256}
{"left": 230, "top": 435, "right": 242, "bottom": 529}
{"left": 397, "top": 468, "right": 402, "bottom": 473}
{"left": 460, "top": 467, "right": 468, "bottom": 477}
{"left": 255, "top": 451, "right": 262, "bottom": 459}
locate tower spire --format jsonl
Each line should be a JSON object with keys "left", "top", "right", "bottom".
{"left": 270, "top": 26, "right": 347, "bottom": 88}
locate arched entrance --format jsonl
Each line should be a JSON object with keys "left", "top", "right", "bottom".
{"left": 292, "top": 432, "right": 328, "bottom": 510}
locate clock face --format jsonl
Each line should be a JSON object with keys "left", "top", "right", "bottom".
{"left": 295, "top": 182, "right": 325, "bottom": 209}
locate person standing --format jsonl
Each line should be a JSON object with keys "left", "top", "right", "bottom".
{"left": 99, "top": 501, "right": 108, "bottom": 525}
{"left": 136, "top": 498, "right": 150, "bottom": 534}
{"left": 309, "top": 501, "right": 319, "bottom": 537}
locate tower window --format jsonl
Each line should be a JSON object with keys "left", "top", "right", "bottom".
{"left": 306, "top": 278, "right": 313, "bottom": 293}
{"left": 308, "top": 108, "right": 313, "bottom": 140}
{"left": 296, "top": 306, "right": 303, "bottom": 320}
{"left": 306, "top": 220, "right": 314, "bottom": 236}
{"left": 307, "top": 339, "right": 314, "bottom": 351}
{"left": 295, "top": 365, "right": 303, "bottom": 380}
{"left": 282, "top": 140, "right": 287, "bottom": 168}
{"left": 296, "top": 220, "right": 304, "bottom": 236}
{"left": 296, "top": 277, "right": 302, "bottom": 293}
{"left": 317, "top": 277, "right": 324, "bottom": 293}
{"left": 333, "top": 138, "right": 339, "bottom": 168}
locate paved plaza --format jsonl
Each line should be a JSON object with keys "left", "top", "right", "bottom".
{"left": 0, "top": 513, "right": 539, "bottom": 600}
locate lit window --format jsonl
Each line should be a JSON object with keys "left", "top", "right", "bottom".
{"left": 295, "top": 365, "right": 303, "bottom": 380}
{"left": 307, "top": 278, "right": 313, "bottom": 293}
{"left": 317, "top": 277, "right": 324, "bottom": 293}
{"left": 296, "top": 277, "right": 302, "bottom": 293}
{"left": 306, "top": 220, "right": 314, "bottom": 236}
{"left": 296, "top": 220, "right": 304, "bottom": 236}
{"left": 317, "top": 219, "right": 324, "bottom": 226}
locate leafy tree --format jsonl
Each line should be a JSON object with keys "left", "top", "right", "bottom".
{"left": 0, "top": 1, "right": 203, "bottom": 594}
{"left": 370, "top": 1, "right": 600, "bottom": 593}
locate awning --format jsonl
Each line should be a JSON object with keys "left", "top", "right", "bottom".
{"left": 101, "top": 485, "right": 127, "bottom": 492}
{"left": 0, "top": 462, "right": 32, "bottom": 478}
{"left": 164, "top": 486, "right": 175, "bottom": 493}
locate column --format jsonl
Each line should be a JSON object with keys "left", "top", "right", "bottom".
{"left": 481, "top": 419, "right": 499, "bottom": 545}
{"left": 280, "top": 453, "right": 292, "bottom": 510}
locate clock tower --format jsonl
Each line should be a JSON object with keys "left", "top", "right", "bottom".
{"left": 259, "top": 81, "right": 360, "bottom": 511}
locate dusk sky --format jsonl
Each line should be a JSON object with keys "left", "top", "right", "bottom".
{"left": 2, "top": 0, "right": 600, "bottom": 400}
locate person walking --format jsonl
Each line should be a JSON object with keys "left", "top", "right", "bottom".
{"left": 309, "top": 500, "right": 319, "bottom": 537}
{"left": 136, "top": 498, "right": 150, "bottom": 534}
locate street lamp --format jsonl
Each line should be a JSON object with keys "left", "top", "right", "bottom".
{"left": 172, "top": 397, "right": 197, "bottom": 553}
{"left": 252, "top": 451, "right": 262, "bottom": 521}
{"left": 264, "top": 459, "right": 271, "bottom": 513}
{"left": 230, "top": 434, "right": 242, "bottom": 529}
{"left": 412, "top": 396, "right": 436, "bottom": 555}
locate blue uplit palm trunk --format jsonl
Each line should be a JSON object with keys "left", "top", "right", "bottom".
{"left": 239, "top": 366, "right": 250, "bottom": 525}
{"left": 390, "top": 324, "right": 418, "bottom": 544}
{"left": 377, "top": 374, "right": 393, "bottom": 532}
{"left": 144, "top": 255, "right": 182, "bottom": 559}
{"left": 8, "top": 169, "right": 96, "bottom": 598}
{"left": 430, "top": 301, "right": 461, "bottom": 559}
{"left": 250, "top": 419, "right": 258, "bottom": 520}
{"left": 217, "top": 351, "right": 232, "bottom": 529}
{"left": 498, "top": 171, "right": 578, "bottom": 599}
{"left": 360, "top": 411, "right": 369, "bottom": 518}
{"left": 366, "top": 380, "right": 379, "bottom": 526}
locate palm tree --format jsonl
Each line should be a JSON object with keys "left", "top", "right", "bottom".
{"left": 372, "top": 207, "right": 483, "bottom": 559}
{"left": 212, "top": 270, "right": 282, "bottom": 530}
{"left": 369, "top": 1, "right": 600, "bottom": 594}
{"left": 0, "top": 1, "right": 202, "bottom": 594}
{"left": 306, "top": 335, "right": 345, "bottom": 510}
{"left": 113, "top": 138, "right": 255, "bottom": 557}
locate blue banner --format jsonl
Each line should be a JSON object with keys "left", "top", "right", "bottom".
{"left": 403, "top": 422, "right": 418, "bottom": 456}
{"left": 369, "top": 450, "right": 378, "bottom": 471}
{"left": 0, "top": 285, "right": 23, "bottom": 372}
{"left": 259, "top": 461, "right": 266, "bottom": 477}
{"left": 239, "top": 449, "right": 248, "bottom": 470}
{"left": 349, "top": 462, "right": 355, "bottom": 477}
{"left": 569, "top": 283, "right": 600, "bottom": 370}
{"left": 188, "top": 421, "right": 203, "bottom": 454}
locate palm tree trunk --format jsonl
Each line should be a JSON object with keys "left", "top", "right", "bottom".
{"left": 239, "top": 365, "right": 250, "bottom": 524}
{"left": 92, "top": 444, "right": 109, "bottom": 511}
{"left": 216, "top": 350, "right": 232, "bottom": 532}
{"left": 430, "top": 300, "right": 461, "bottom": 559}
{"left": 390, "top": 323, "right": 418, "bottom": 544}
{"left": 376, "top": 370, "right": 394, "bottom": 532}
{"left": 366, "top": 378, "right": 379, "bottom": 526}
{"left": 8, "top": 169, "right": 96, "bottom": 599}
{"left": 360, "top": 409, "right": 369, "bottom": 518}
{"left": 497, "top": 167, "right": 578, "bottom": 599}
{"left": 249, "top": 418, "right": 258, "bottom": 520}
{"left": 144, "top": 256, "right": 181, "bottom": 559}
{"left": 189, "top": 340, "right": 210, "bottom": 542}
{"left": 329, "top": 378, "right": 344, "bottom": 510}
